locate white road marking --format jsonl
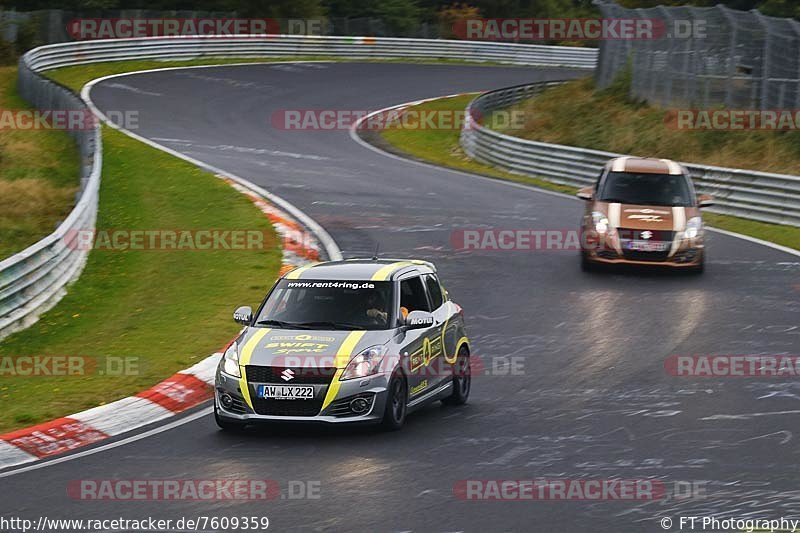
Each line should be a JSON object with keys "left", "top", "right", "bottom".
{"left": 9, "top": 61, "right": 795, "bottom": 474}
{"left": 0, "top": 441, "right": 37, "bottom": 470}
{"left": 82, "top": 65, "right": 342, "bottom": 263}
{"left": 103, "top": 82, "right": 162, "bottom": 96}
{"left": 701, "top": 410, "right": 800, "bottom": 421}
{"left": 0, "top": 407, "right": 212, "bottom": 478}
{"left": 0, "top": 62, "right": 345, "bottom": 475}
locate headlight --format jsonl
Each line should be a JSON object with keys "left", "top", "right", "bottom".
{"left": 222, "top": 341, "right": 241, "bottom": 378}
{"left": 341, "top": 345, "right": 385, "bottom": 381}
{"left": 684, "top": 217, "right": 703, "bottom": 240}
{"left": 591, "top": 211, "right": 610, "bottom": 233}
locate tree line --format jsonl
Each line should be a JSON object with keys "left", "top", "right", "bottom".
{"left": 3, "top": 0, "right": 797, "bottom": 22}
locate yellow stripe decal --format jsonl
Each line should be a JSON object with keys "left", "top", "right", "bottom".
{"left": 321, "top": 330, "right": 367, "bottom": 411}
{"left": 238, "top": 328, "right": 271, "bottom": 410}
{"left": 446, "top": 336, "right": 470, "bottom": 365}
{"left": 371, "top": 261, "right": 412, "bottom": 281}
{"left": 285, "top": 263, "right": 314, "bottom": 279}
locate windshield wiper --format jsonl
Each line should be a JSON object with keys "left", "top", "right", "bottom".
{"left": 598, "top": 197, "right": 628, "bottom": 203}
{"left": 254, "top": 319, "right": 311, "bottom": 329}
{"left": 294, "top": 321, "right": 368, "bottom": 330}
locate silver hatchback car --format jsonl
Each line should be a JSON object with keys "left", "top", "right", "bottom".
{"left": 214, "top": 259, "right": 471, "bottom": 431}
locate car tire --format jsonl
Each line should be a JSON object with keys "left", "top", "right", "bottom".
{"left": 443, "top": 347, "right": 471, "bottom": 406}
{"left": 688, "top": 255, "right": 705, "bottom": 274}
{"left": 580, "top": 252, "right": 596, "bottom": 272}
{"left": 380, "top": 369, "right": 408, "bottom": 431}
{"left": 214, "top": 403, "right": 247, "bottom": 431}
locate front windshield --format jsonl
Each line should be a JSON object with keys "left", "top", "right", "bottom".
{"left": 255, "top": 279, "right": 394, "bottom": 330}
{"left": 598, "top": 171, "right": 694, "bottom": 207}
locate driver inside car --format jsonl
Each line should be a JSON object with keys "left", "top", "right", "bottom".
{"left": 364, "top": 291, "right": 388, "bottom": 325}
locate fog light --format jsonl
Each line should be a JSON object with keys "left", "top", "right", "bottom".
{"left": 350, "top": 397, "right": 370, "bottom": 414}
{"left": 219, "top": 393, "right": 234, "bottom": 410}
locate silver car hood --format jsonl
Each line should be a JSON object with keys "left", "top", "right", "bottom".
{"left": 238, "top": 327, "right": 392, "bottom": 369}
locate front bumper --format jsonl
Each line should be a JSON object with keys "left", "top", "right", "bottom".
{"left": 214, "top": 369, "right": 390, "bottom": 424}
{"left": 586, "top": 248, "right": 704, "bottom": 267}
{"left": 583, "top": 228, "right": 704, "bottom": 267}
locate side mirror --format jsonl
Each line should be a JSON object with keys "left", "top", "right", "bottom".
{"left": 404, "top": 310, "right": 435, "bottom": 330}
{"left": 233, "top": 305, "right": 252, "bottom": 325}
{"left": 698, "top": 194, "right": 714, "bottom": 208}
{"left": 576, "top": 186, "right": 594, "bottom": 201}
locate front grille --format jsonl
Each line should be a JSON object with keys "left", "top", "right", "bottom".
{"left": 619, "top": 228, "right": 674, "bottom": 262}
{"left": 622, "top": 249, "right": 672, "bottom": 262}
{"left": 618, "top": 229, "right": 675, "bottom": 241}
{"left": 329, "top": 393, "right": 376, "bottom": 418}
{"left": 245, "top": 365, "right": 333, "bottom": 416}
{"left": 251, "top": 397, "right": 324, "bottom": 416}
{"left": 245, "top": 365, "right": 336, "bottom": 385}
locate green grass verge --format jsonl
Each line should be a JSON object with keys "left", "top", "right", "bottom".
{"left": 0, "top": 65, "right": 283, "bottom": 433}
{"left": 0, "top": 66, "right": 80, "bottom": 260}
{"left": 378, "top": 94, "right": 576, "bottom": 195}
{"left": 492, "top": 76, "right": 800, "bottom": 176}
{"left": 0, "top": 55, "right": 534, "bottom": 433}
{"left": 379, "top": 93, "right": 800, "bottom": 251}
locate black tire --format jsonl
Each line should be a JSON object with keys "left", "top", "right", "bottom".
{"left": 443, "top": 347, "right": 471, "bottom": 406}
{"left": 214, "top": 403, "right": 247, "bottom": 431}
{"left": 580, "top": 252, "right": 596, "bottom": 272}
{"left": 381, "top": 369, "right": 408, "bottom": 431}
{"left": 689, "top": 256, "right": 705, "bottom": 274}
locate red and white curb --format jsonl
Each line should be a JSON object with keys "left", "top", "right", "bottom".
{"left": 0, "top": 182, "right": 325, "bottom": 470}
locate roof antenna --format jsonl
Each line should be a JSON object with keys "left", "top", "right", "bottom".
{"left": 372, "top": 243, "right": 380, "bottom": 260}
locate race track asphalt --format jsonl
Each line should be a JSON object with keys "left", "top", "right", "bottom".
{"left": 3, "top": 62, "right": 799, "bottom": 532}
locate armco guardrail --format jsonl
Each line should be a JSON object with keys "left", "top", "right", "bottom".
{"left": 0, "top": 55, "right": 101, "bottom": 341}
{"left": 23, "top": 35, "right": 598, "bottom": 71}
{"left": 461, "top": 82, "right": 800, "bottom": 227}
{"left": 2, "top": 36, "right": 597, "bottom": 340}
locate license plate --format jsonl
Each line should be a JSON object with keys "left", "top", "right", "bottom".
{"left": 627, "top": 240, "right": 669, "bottom": 252}
{"left": 257, "top": 385, "right": 314, "bottom": 399}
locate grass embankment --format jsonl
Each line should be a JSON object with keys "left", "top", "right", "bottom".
{"left": 0, "top": 66, "right": 79, "bottom": 260}
{"left": 494, "top": 76, "right": 800, "bottom": 176}
{"left": 0, "top": 55, "right": 532, "bottom": 433}
{"left": 0, "top": 64, "right": 282, "bottom": 432}
{"left": 377, "top": 93, "right": 576, "bottom": 195}
{"left": 379, "top": 84, "right": 800, "bottom": 251}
